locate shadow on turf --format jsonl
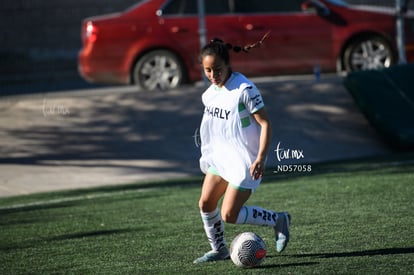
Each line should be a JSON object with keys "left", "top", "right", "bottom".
{"left": 0, "top": 228, "right": 138, "bottom": 252}
{"left": 46, "top": 228, "right": 136, "bottom": 241}
{"left": 0, "top": 189, "right": 167, "bottom": 214}
{"left": 249, "top": 247, "right": 414, "bottom": 270}
{"left": 290, "top": 247, "right": 414, "bottom": 258}
{"left": 257, "top": 260, "right": 320, "bottom": 269}
{"left": 0, "top": 200, "right": 79, "bottom": 215}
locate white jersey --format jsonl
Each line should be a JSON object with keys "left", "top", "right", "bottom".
{"left": 199, "top": 72, "right": 265, "bottom": 188}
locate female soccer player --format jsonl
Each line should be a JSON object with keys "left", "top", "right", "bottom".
{"left": 194, "top": 37, "right": 291, "bottom": 264}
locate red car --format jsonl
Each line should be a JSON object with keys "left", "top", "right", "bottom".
{"left": 78, "top": 0, "right": 414, "bottom": 90}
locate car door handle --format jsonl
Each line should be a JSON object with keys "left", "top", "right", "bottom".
{"left": 171, "top": 26, "right": 189, "bottom": 33}
{"left": 245, "top": 24, "right": 265, "bottom": 31}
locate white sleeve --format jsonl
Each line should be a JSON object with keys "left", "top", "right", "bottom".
{"left": 240, "top": 84, "right": 265, "bottom": 114}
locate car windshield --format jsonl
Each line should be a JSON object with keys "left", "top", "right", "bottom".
{"left": 327, "top": 0, "right": 348, "bottom": 6}
{"left": 125, "top": 0, "right": 148, "bottom": 12}
{"left": 160, "top": 0, "right": 351, "bottom": 15}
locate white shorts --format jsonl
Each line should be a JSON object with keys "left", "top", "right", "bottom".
{"left": 207, "top": 166, "right": 259, "bottom": 192}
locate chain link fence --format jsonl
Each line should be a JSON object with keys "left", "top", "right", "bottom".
{"left": 1, "top": 0, "right": 412, "bottom": 86}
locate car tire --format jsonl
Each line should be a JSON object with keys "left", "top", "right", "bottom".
{"left": 132, "top": 50, "right": 185, "bottom": 91}
{"left": 343, "top": 36, "right": 395, "bottom": 72}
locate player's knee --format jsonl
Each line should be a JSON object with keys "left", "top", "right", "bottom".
{"left": 198, "top": 198, "right": 214, "bottom": 213}
{"left": 198, "top": 199, "right": 206, "bottom": 211}
{"left": 221, "top": 209, "right": 238, "bottom": 224}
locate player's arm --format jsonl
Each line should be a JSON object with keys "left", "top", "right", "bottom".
{"left": 250, "top": 107, "right": 272, "bottom": 180}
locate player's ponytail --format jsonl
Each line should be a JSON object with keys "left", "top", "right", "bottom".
{"left": 220, "top": 30, "right": 271, "bottom": 53}
{"left": 200, "top": 31, "right": 270, "bottom": 65}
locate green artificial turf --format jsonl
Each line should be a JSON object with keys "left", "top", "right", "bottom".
{"left": 1, "top": 154, "right": 413, "bottom": 274}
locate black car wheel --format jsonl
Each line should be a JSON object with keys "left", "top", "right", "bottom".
{"left": 343, "top": 36, "right": 395, "bottom": 72}
{"left": 132, "top": 50, "right": 184, "bottom": 91}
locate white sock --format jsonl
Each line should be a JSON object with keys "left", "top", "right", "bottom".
{"left": 235, "top": 206, "right": 278, "bottom": 227}
{"left": 200, "top": 209, "right": 226, "bottom": 251}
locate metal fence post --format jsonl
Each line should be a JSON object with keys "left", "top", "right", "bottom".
{"left": 396, "top": 0, "right": 407, "bottom": 64}
{"left": 197, "top": 0, "right": 208, "bottom": 86}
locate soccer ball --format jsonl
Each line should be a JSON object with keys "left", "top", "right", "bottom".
{"left": 230, "top": 232, "right": 267, "bottom": 268}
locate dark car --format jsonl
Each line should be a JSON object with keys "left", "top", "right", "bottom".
{"left": 78, "top": 0, "right": 414, "bottom": 90}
